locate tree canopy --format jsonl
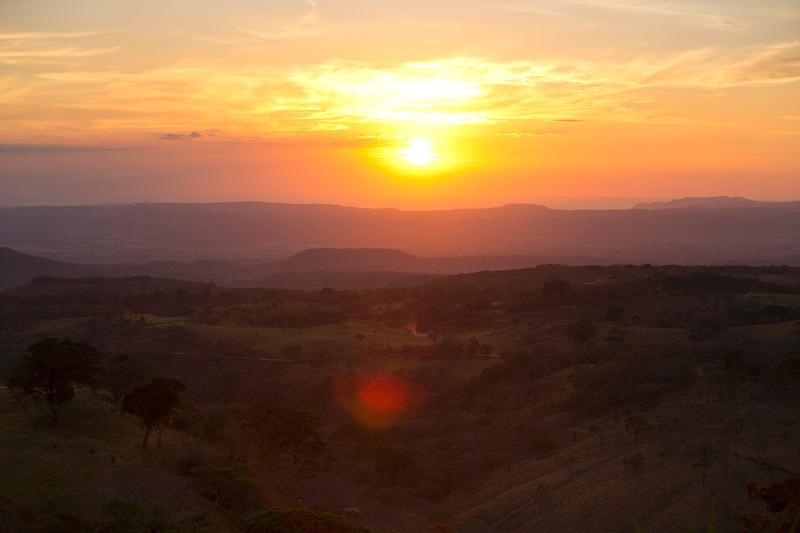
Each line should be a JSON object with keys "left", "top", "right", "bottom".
{"left": 123, "top": 377, "right": 186, "bottom": 448}
{"left": 8, "top": 337, "right": 101, "bottom": 424}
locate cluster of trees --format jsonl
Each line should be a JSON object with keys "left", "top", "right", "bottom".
{"left": 7, "top": 337, "right": 185, "bottom": 449}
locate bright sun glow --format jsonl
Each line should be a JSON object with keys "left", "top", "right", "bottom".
{"left": 399, "top": 137, "right": 437, "bottom": 166}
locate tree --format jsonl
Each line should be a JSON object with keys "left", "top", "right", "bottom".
{"left": 123, "top": 377, "right": 186, "bottom": 448}
{"left": 237, "top": 401, "right": 325, "bottom": 467}
{"left": 565, "top": 319, "right": 597, "bottom": 345}
{"left": 102, "top": 354, "right": 151, "bottom": 406}
{"left": 8, "top": 338, "right": 101, "bottom": 425}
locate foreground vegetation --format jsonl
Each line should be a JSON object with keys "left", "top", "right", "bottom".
{"left": 1, "top": 265, "right": 799, "bottom": 531}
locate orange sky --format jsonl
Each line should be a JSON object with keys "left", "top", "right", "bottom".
{"left": 1, "top": 0, "right": 798, "bottom": 208}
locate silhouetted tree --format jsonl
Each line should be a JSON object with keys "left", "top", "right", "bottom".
{"left": 123, "top": 377, "right": 186, "bottom": 448}
{"left": 8, "top": 337, "right": 101, "bottom": 424}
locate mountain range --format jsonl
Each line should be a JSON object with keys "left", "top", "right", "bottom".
{"left": 0, "top": 197, "right": 798, "bottom": 270}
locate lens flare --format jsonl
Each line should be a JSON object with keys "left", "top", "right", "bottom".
{"left": 358, "top": 376, "right": 409, "bottom": 415}
{"left": 333, "top": 373, "right": 420, "bottom": 427}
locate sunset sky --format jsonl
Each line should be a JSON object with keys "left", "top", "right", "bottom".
{"left": 1, "top": 0, "right": 798, "bottom": 208}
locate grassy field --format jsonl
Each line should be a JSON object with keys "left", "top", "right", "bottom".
{"left": 0, "top": 387, "right": 228, "bottom": 529}
{"left": 156, "top": 318, "right": 432, "bottom": 357}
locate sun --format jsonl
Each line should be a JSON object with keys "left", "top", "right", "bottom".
{"left": 399, "top": 137, "right": 437, "bottom": 167}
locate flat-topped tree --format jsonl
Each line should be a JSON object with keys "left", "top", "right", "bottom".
{"left": 123, "top": 377, "right": 186, "bottom": 448}
{"left": 8, "top": 337, "right": 101, "bottom": 425}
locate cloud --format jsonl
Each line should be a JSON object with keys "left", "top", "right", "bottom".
{"left": 0, "top": 46, "right": 119, "bottom": 63}
{"left": 160, "top": 131, "right": 203, "bottom": 141}
{"left": 0, "top": 32, "right": 99, "bottom": 41}
{"left": 1, "top": 41, "right": 797, "bottom": 142}
{"left": 239, "top": 0, "right": 323, "bottom": 41}
{"left": 0, "top": 30, "right": 114, "bottom": 65}
{"left": 643, "top": 41, "right": 800, "bottom": 87}
{"left": 492, "top": 0, "right": 748, "bottom": 31}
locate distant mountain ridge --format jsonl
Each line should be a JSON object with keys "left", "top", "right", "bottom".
{"left": 1, "top": 198, "right": 799, "bottom": 265}
{"left": 633, "top": 196, "right": 798, "bottom": 210}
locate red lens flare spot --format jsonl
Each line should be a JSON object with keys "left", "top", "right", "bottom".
{"left": 358, "top": 376, "right": 408, "bottom": 415}
{"left": 333, "top": 373, "right": 420, "bottom": 427}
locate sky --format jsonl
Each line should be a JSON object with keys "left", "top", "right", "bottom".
{"left": 0, "top": 0, "right": 798, "bottom": 208}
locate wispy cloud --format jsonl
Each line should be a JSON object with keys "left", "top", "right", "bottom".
{"left": 0, "top": 32, "right": 100, "bottom": 41}
{"left": 0, "top": 30, "right": 116, "bottom": 65}
{"left": 239, "top": 0, "right": 324, "bottom": 41}
{"left": 491, "top": 0, "right": 771, "bottom": 31}
{"left": 160, "top": 131, "right": 203, "bottom": 140}
{"left": 0, "top": 41, "right": 797, "bottom": 142}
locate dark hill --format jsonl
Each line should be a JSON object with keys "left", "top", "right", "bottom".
{"left": 0, "top": 247, "right": 91, "bottom": 289}
{"left": 267, "top": 248, "right": 601, "bottom": 275}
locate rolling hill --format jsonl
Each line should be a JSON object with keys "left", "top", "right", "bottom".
{"left": 0, "top": 247, "right": 92, "bottom": 289}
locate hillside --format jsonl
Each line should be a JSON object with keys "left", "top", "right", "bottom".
{"left": 1, "top": 266, "right": 799, "bottom": 531}
{"left": 0, "top": 247, "right": 597, "bottom": 291}
{"left": 0, "top": 247, "right": 92, "bottom": 289}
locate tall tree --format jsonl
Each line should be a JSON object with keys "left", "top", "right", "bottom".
{"left": 123, "top": 377, "right": 186, "bottom": 448}
{"left": 8, "top": 337, "right": 101, "bottom": 424}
